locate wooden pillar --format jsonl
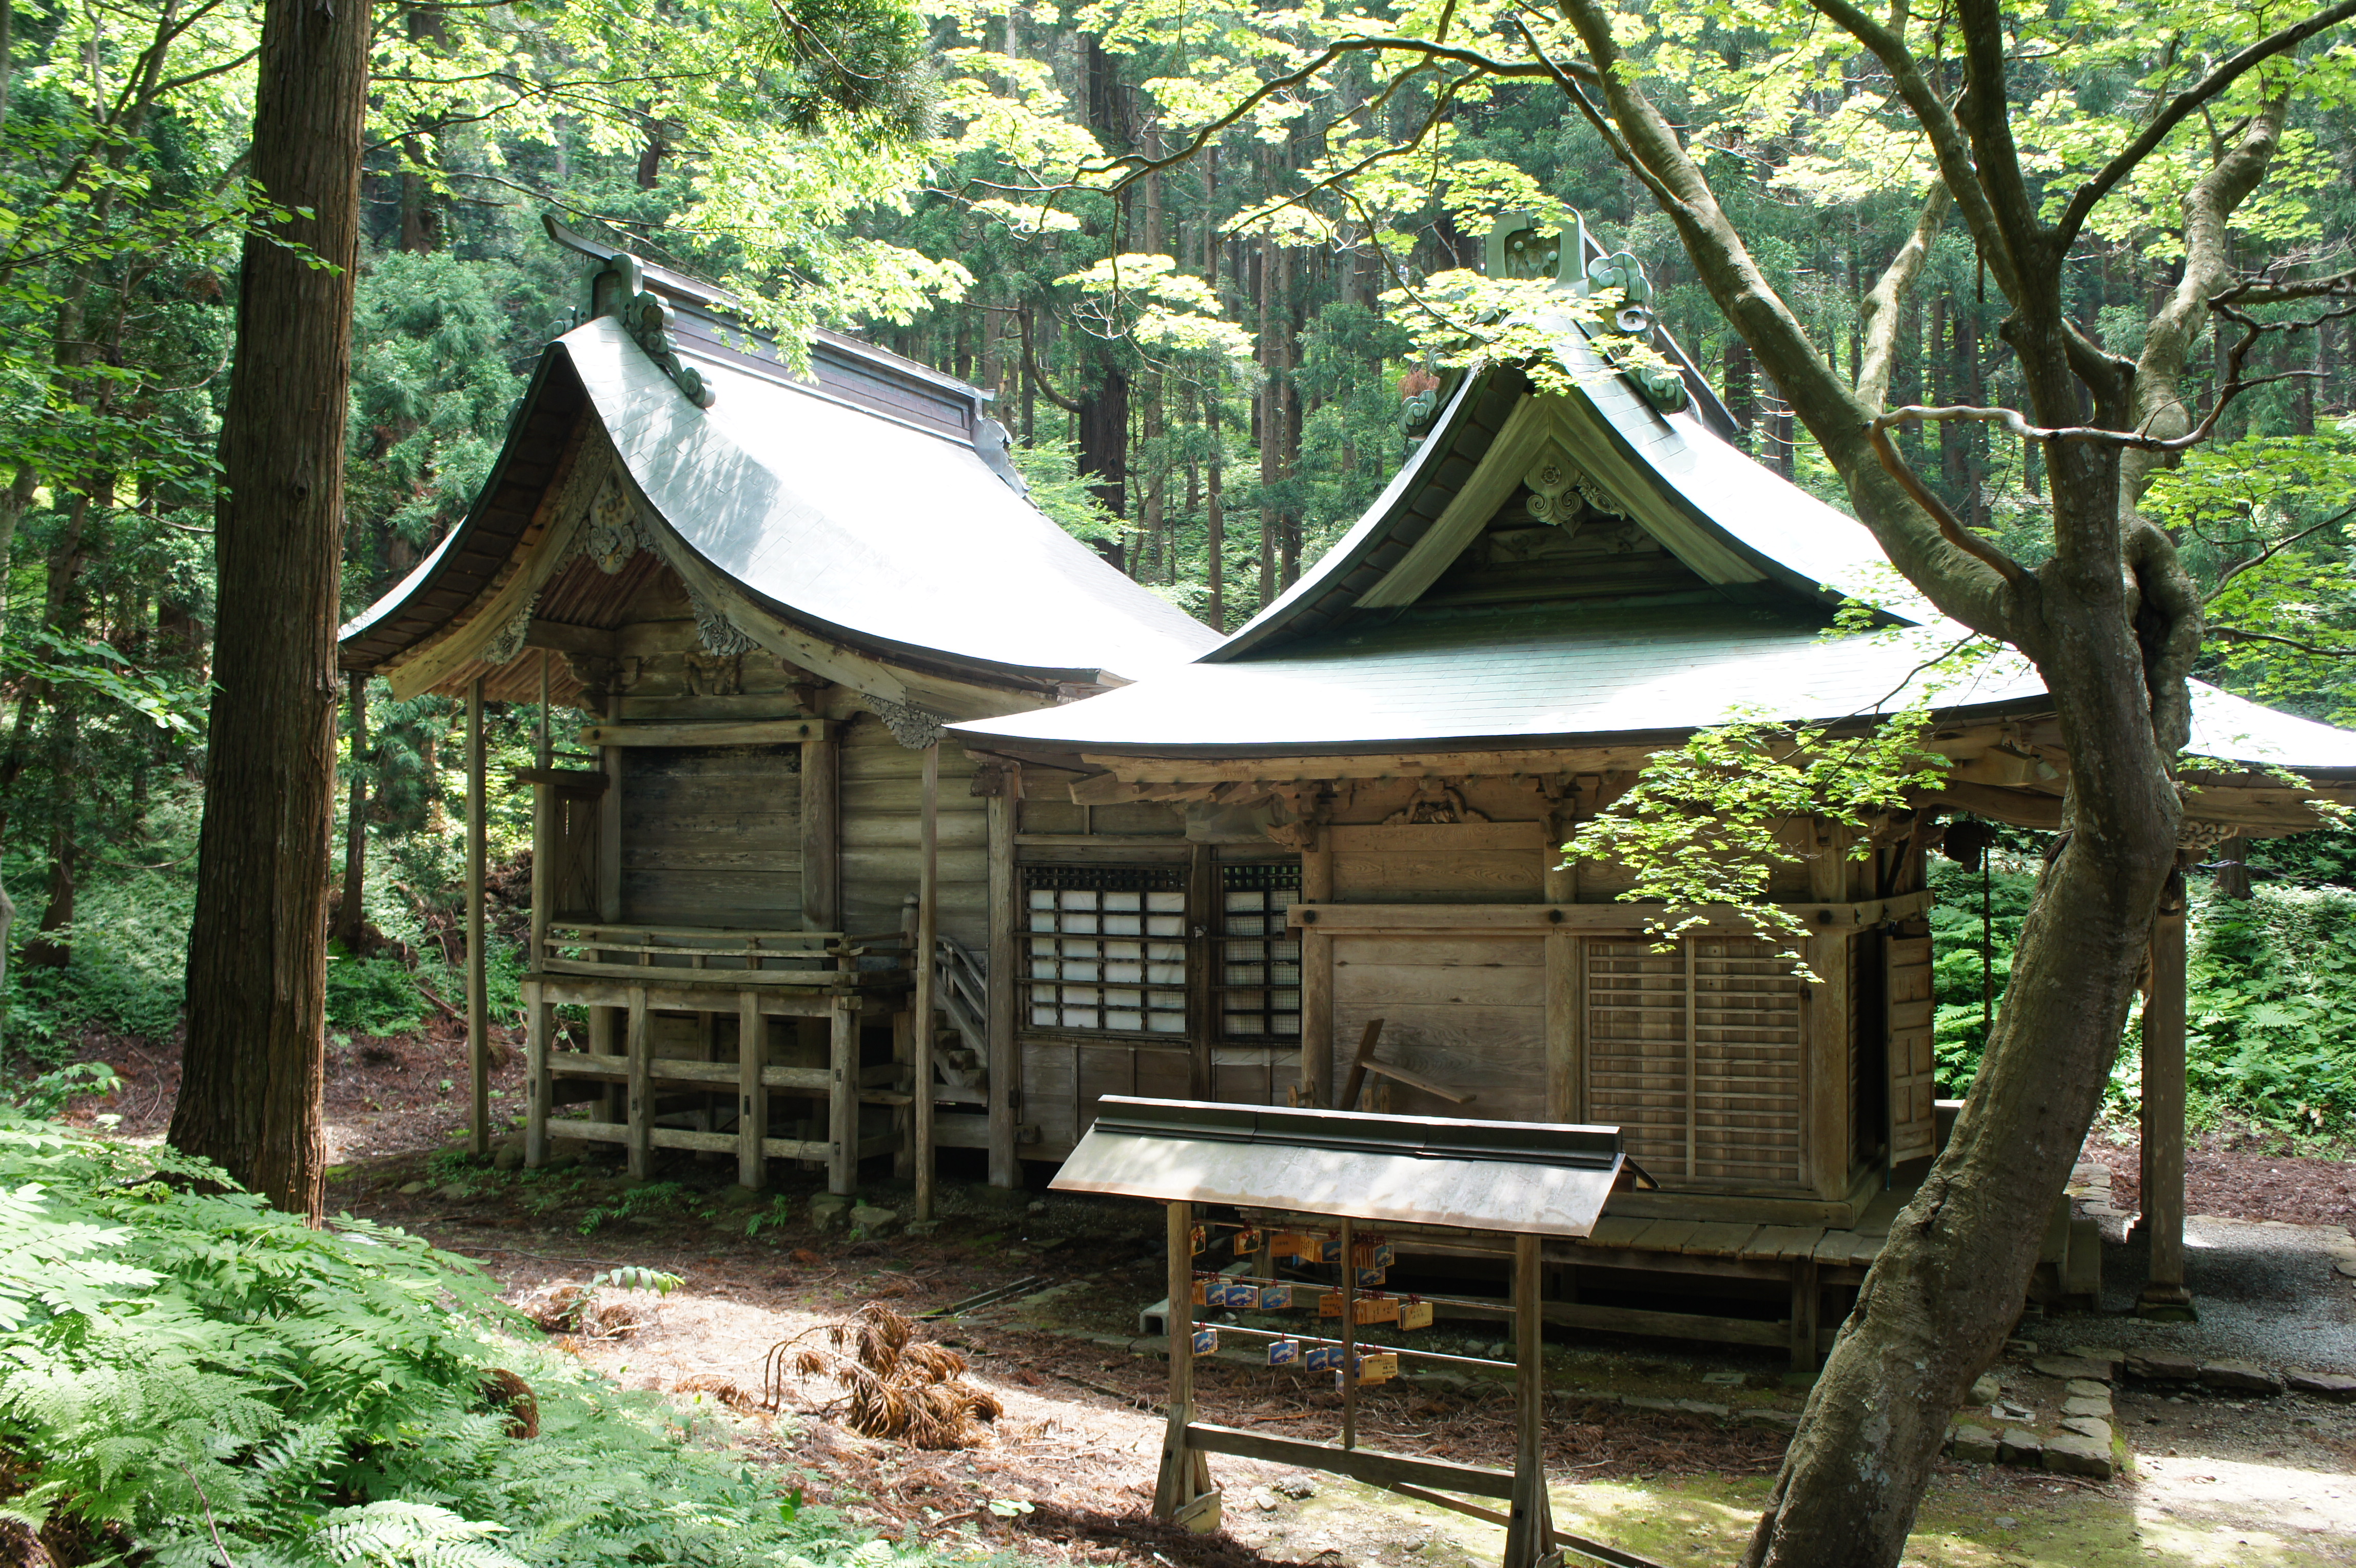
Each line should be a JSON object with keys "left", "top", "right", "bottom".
{"left": 1788, "top": 1257, "right": 1820, "bottom": 1371}
{"left": 914, "top": 744, "right": 939, "bottom": 1220}
{"left": 1186, "top": 844, "right": 1216, "bottom": 1099}
{"left": 1503, "top": 1231, "right": 1556, "bottom": 1568}
{"left": 1544, "top": 794, "right": 1579, "bottom": 1122}
{"left": 525, "top": 658, "right": 553, "bottom": 1168}
{"left": 1300, "top": 826, "right": 1333, "bottom": 1105}
{"left": 801, "top": 726, "right": 839, "bottom": 933}
{"left": 2137, "top": 868, "right": 2193, "bottom": 1318}
{"left": 986, "top": 787, "right": 1020, "bottom": 1187}
{"left": 828, "top": 994, "right": 859, "bottom": 1194}
{"left": 624, "top": 986, "right": 652, "bottom": 1181}
{"left": 737, "top": 991, "right": 768, "bottom": 1189}
{"left": 466, "top": 677, "right": 489, "bottom": 1157}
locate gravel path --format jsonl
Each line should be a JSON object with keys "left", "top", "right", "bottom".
{"left": 2093, "top": 1216, "right": 2356, "bottom": 1375}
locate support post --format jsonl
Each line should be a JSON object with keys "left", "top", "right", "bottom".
{"left": 2137, "top": 867, "right": 2193, "bottom": 1319}
{"left": 801, "top": 724, "right": 839, "bottom": 933}
{"left": 829, "top": 994, "right": 859, "bottom": 1195}
{"left": 1340, "top": 1215, "right": 1359, "bottom": 1451}
{"left": 1154, "top": 1200, "right": 1212, "bottom": 1521}
{"left": 738, "top": 990, "right": 768, "bottom": 1189}
{"left": 986, "top": 787, "right": 1020, "bottom": 1187}
{"left": 625, "top": 986, "right": 651, "bottom": 1181}
{"left": 1301, "top": 827, "right": 1333, "bottom": 1105}
{"left": 1543, "top": 790, "right": 1579, "bottom": 1123}
{"left": 1503, "top": 1231, "right": 1556, "bottom": 1568}
{"left": 913, "top": 744, "right": 939, "bottom": 1220}
{"left": 466, "top": 677, "right": 488, "bottom": 1157}
{"left": 525, "top": 656, "right": 553, "bottom": 1168}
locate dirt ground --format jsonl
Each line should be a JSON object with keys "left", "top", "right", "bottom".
{"left": 45, "top": 1037, "right": 2356, "bottom": 1567}
{"left": 314, "top": 1137, "right": 2356, "bottom": 1568}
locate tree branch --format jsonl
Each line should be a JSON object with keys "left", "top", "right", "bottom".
{"left": 1952, "top": 0, "right": 2047, "bottom": 262}
{"left": 2206, "top": 504, "right": 2356, "bottom": 599}
{"left": 1857, "top": 180, "right": 1951, "bottom": 411}
{"left": 2209, "top": 626, "right": 2356, "bottom": 656}
{"left": 1556, "top": 0, "right": 2018, "bottom": 642}
{"left": 2054, "top": 0, "right": 2356, "bottom": 252}
{"left": 1803, "top": 0, "right": 2024, "bottom": 303}
{"left": 1864, "top": 419, "right": 2035, "bottom": 590}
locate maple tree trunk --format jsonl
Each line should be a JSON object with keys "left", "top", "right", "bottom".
{"left": 169, "top": 0, "right": 367, "bottom": 1222}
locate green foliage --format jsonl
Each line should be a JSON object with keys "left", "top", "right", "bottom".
{"left": 2184, "top": 883, "right": 2356, "bottom": 1133}
{"left": 1926, "top": 851, "right": 2356, "bottom": 1134}
{"left": 1569, "top": 707, "right": 1948, "bottom": 964}
{"left": 326, "top": 954, "right": 434, "bottom": 1038}
{"left": 0, "top": 1116, "right": 918, "bottom": 1567}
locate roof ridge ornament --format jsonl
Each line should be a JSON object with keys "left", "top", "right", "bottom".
{"left": 1484, "top": 210, "right": 1689, "bottom": 416}
{"left": 596, "top": 252, "right": 716, "bottom": 409}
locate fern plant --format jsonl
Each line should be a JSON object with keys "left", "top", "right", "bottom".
{"left": 0, "top": 1114, "right": 961, "bottom": 1568}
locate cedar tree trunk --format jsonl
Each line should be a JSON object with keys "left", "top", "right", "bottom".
{"left": 169, "top": 0, "right": 367, "bottom": 1221}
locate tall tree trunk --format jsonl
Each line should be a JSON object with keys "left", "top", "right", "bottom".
{"left": 169, "top": 0, "right": 367, "bottom": 1222}
{"left": 332, "top": 672, "right": 369, "bottom": 949}
{"left": 1205, "top": 392, "right": 1225, "bottom": 633}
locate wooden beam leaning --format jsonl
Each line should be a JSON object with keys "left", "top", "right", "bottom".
{"left": 828, "top": 995, "right": 860, "bottom": 1195}
{"left": 738, "top": 990, "right": 768, "bottom": 1190}
{"left": 914, "top": 743, "right": 939, "bottom": 1222}
{"left": 467, "top": 677, "right": 489, "bottom": 1157}
{"left": 625, "top": 987, "right": 652, "bottom": 1181}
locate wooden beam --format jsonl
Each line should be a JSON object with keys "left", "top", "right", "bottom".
{"left": 1183, "top": 1425, "right": 1516, "bottom": 1500}
{"left": 1288, "top": 893, "right": 1933, "bottom": 933}
{"left": 1076, "top": 748, "right": 1663, "bottom": 794}
{"left": 986, "top": 790, "right": 1019, "bottom": 1187}
{"left": 467, "top": 678, "right": 489, "bottom": 1157}
{"left": 580, "top": 718, "right": 836, "bottom": 747}
{"left": 914, "top": 743, "right": 939, "bottom": 1222}
{"left": 511, "top": 766, "right": 607, "bottom": 792}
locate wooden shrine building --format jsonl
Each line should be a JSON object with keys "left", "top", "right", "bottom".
{"left": 948, "top": 214, "right": 2356, "bottom": 1346}
{"left": 337, "top": 219, "right": 1215, "bottom": 1200}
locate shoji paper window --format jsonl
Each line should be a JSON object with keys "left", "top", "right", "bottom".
{"left": 1219, "top": 861, "right": 1301, "bottom": 1038}
{"left": 1025, "top": 866, "right": 1188, "bottom": 1034}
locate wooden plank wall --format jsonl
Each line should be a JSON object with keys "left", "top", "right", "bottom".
{"left": 840, "top": 712, "right": 988, "bottom": 945}
{"left": 618, "top": 744, "right": 802, "bottom": 927}
{"left": 1885, "top": 933, "right": 1937, "bottom": 1163}
{"left": 1332, "top": 934, "right": 1546, "bottom": 1118}
{"left": 1329, "top": 822, "right": 1545, "bottom": 903}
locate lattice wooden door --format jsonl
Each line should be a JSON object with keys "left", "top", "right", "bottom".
{"left": 1585, "top": 935, "right": 1805, "bottom": 1186}
{"left": 1884, "top": 934, "right": 1938, "bottom": 1163}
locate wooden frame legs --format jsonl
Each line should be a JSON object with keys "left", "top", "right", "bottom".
{"left": 829, "top": 996, "right": 860, "bottom": 1195}
{"left": 738, "top": 992, "right": 768, "bottom": 1190}
{"left": 1153, "top": 1200, "right": 1218, "bottom": 1530}
{"left": 1503, "top": 1233, "right": 1556, "bottom": 1568}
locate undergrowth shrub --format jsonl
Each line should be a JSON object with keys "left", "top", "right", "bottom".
{"left": 1928, "top": 851, "right": 2356, "bottom": 1135}
{"left": 0, "top": 1115, "right": 919, "bottom": 1568}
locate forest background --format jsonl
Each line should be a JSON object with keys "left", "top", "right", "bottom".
{"left": 2, "top": 0, "right": 2353, "bottom": 1143}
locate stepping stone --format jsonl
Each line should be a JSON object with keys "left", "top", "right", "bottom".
{"left": 1998, "top": 1428, "right": 2043, "bottom": 1466}
{"left": 2043, "top": 1432, "right": 2117, "bottom": 1480}
{"left": 1947, "top": 1423, "right": 2001, "bottom": 1464}
{"left": 2127, "top": 1350, "right": 2201, "bottom": 1382}
{"left": 2064, "top": 1346, "right": 2125, "bottom": 1379}
{"left": 1739, "top": 1409, "right": 1800, "bottom": 1432}
{"left": 2198, "top": 1360, "right": 2283, "bottom": 1396}
{"left": 1969, "top": 1374, "right": 2003, "bottom": 1404}
{"left": 2335, "top": 1259, "right": 2356, "bottom": 1279}
{"left": 2060, "top": 1416, "right": 2113, "bottom": 1442}
{"left": 1675, "top": 1399, "right": 1731, "bottom": 1418}
{"left": 2064, "top": 1395, "right": 2114, "bottom": 1420}
{"left": 2032, "top": 1356, "right": 2111, "bottom": 1383}
{"left": 2065, "top": 1378, "right": 2110, "bottom": 1400}
{"left": 2285, "top": 1370, "right": 2356, "bottom": 1402}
